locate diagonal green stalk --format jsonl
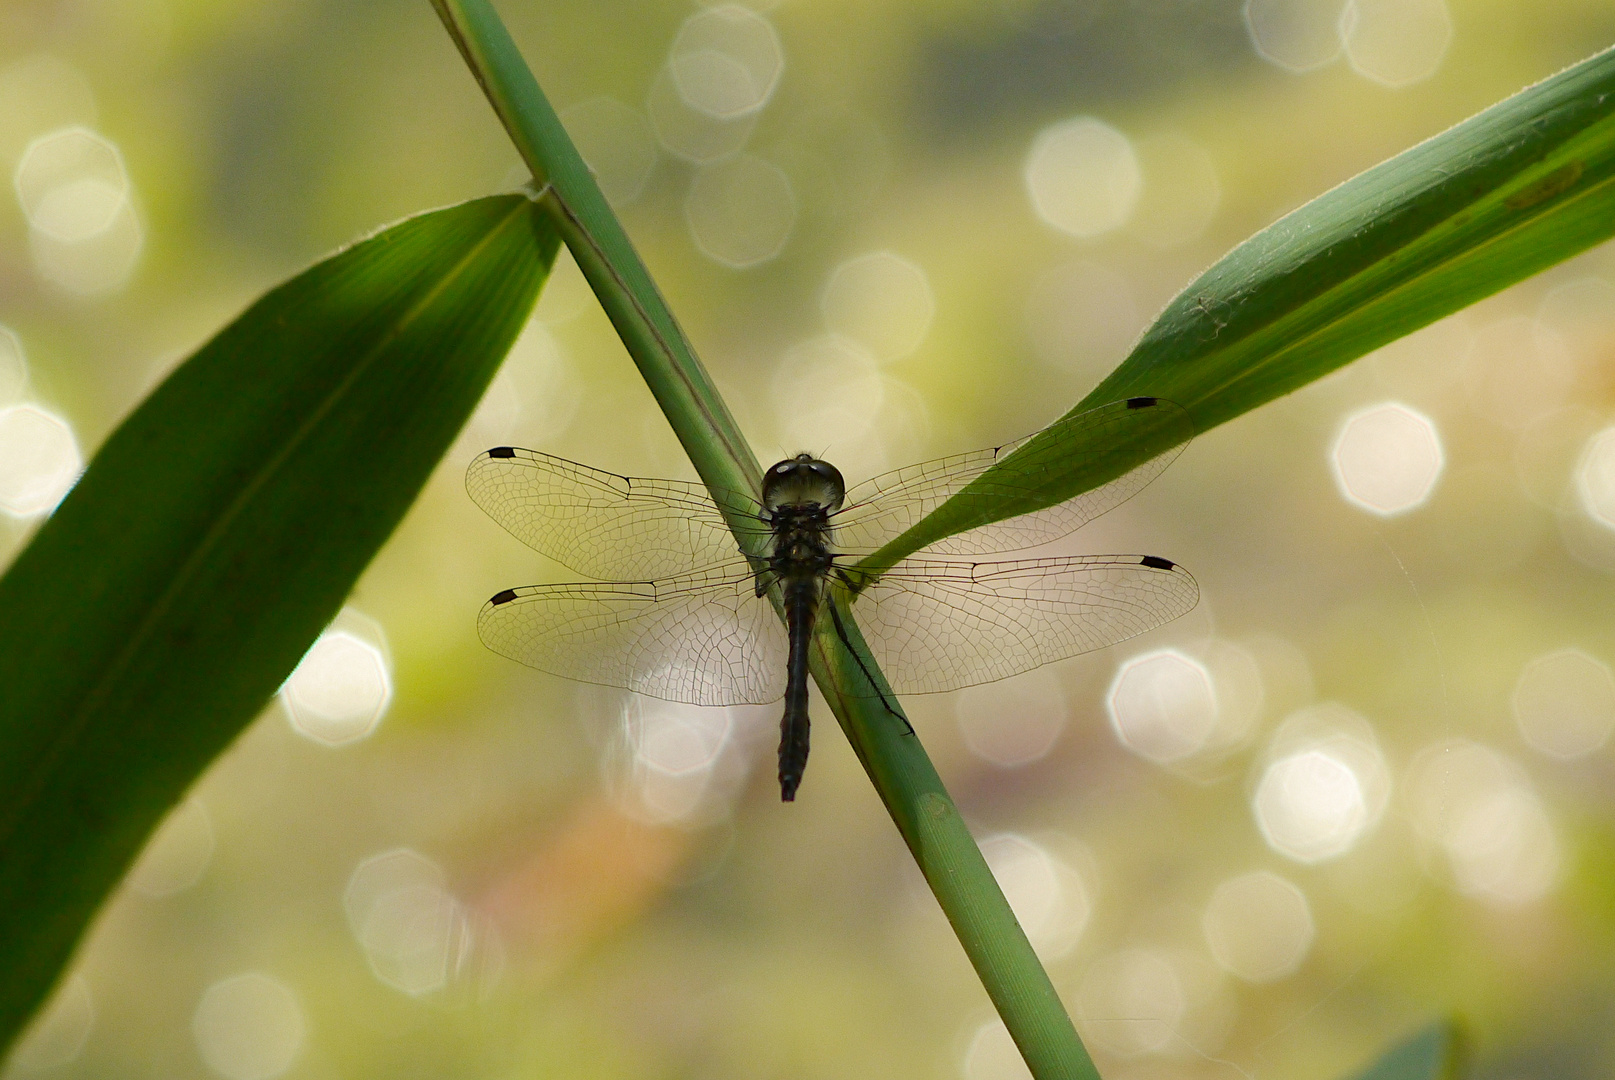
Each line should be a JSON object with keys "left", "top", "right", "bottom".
{"left": 815, "top": 589, "right": 1098, "bottom": 1079}
{"left": 429, "top": 2, "right": 1096, "bottom": 1076}
{"left": 431, "top": 0, "right": 763, "bottom": 551}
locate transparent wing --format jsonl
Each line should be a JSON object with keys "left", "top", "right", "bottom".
{"left": 466, "top": 447, "right": 768, "bottom": 580}
{"left": 477, "top": 560, "right": 787, "bottom": 706}
{"left": 831, "top": 398, "right": 1192, "bottom": 557}
{"left": 845, "top": 555, "right": 1198, "bottom": 696}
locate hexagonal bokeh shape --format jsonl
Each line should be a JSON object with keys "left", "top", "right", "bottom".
{"left": 280, "top": 624, "right": 391, "bottom": 746}
{"left": 1023, "top": 117, "right": 1140, "bottom": 238}
{"left": 1202, "top": 871, "right": 1314, "bottom": 981}
{"left": 685, "top": 153, "right": 797, "bottom": 268}
{"left": 1512, "top": 647, "right": 1615, "bottom": 759}
{"left": 1405, "top": 740, "right": 1560, "bottom": 905}
{"left": 0, "top": 403, "right": 81, "bottom": 517}
{"left": 668, "top": 4, "right": 784, "bottom": 120}
{"left": 820, "top": 251, "right": 935, "bottom": 363}
{"left": 1330, "top": 402, "right": 1443, "bottom": 515}
{"left": 1576, "top": 426, "right": 1615, "bottom": 529}
{"left": 1253, "top": 748, "right": 1369, "bottom": 863}
{"left": 1107, "top": 649, "right": 1218, "bottom": 764}
{"left": 1340, "top": 0, "right": 1452, "bottom": 88}
{"left": 191, "top": 972, "right": 304, "bottom": 1080}
{"left": 1243, "top": 0, "right": 1345, "bottom": 73}
{"left": 1075, "top": 948, "right": 1186, "bottom": 1056}
{"left": 15, "top": 125, "right": 128, "bottom": 241}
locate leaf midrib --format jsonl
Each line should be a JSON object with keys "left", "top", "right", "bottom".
{"left": 0, "top": 199, "right": 531, "bottom": 854}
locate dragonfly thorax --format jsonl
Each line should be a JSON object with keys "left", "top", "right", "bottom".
{"left": 762, "top": 453, "right": 845, "bottom": 515}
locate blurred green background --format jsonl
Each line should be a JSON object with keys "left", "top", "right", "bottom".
{"left": 4, "top": 0, "right": 1615, "bottom": 1077}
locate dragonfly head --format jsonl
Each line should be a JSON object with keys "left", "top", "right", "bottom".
{"left": 763, "top": 453, "right": 845, "bottom": 514}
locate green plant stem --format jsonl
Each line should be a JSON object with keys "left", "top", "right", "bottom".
{"left": 428, "top": 3, "right": 1098, "bottom": 1076}
{"left": 431, "top": 0, "right": 762, "bottom": 546}
{"left": 815, "top": 594, "right": 1100, "bottom": 1080}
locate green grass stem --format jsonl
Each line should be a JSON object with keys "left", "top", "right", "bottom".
{"left": 429, "top": 3, "right": 1100, "bottom": 1076}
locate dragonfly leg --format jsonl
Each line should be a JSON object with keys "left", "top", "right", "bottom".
{"left": 826, "top": 600, "right": 913, "bottom": 735}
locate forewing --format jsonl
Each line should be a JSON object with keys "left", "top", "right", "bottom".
{"left": 478, "top": 561, "right": 787, "bottom": 706}
{"left": 466, "top": 447, "right": 766, "bottom": 580}
{"left": 832, "top": 398, "right": 1192, "bottom": 556}
{"left": 848, "top": 555, "right": 1198, "bottom": 695}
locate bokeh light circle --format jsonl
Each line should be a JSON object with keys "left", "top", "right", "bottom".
{"left": 1202, "top": 871, "right": 1314, "bottom": 981}
{"left": 1511, "top": 647, "right": 1615, "bottom": 759}
{"left": 1024, "top": 117, "right": 1140, "bottom": 238}
{"left": 1330, "top": 402, "right": 1443, "bottom": 515}
{"left": 0, "top": 403, "right": 81, "bottom": 517}
{"left": 1107, "top": 649, "right": 1218, "bottom": 764}
{"left": 685, "top": 154, "right": 797, "bottom": 268}
{"left": 191, "top": 973, "right": 305, "bottom": 1080}
{"left": 820, "top": 251, "right": 935, "bottom": 363}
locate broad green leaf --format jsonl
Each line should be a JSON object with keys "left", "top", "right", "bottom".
{"left": 1343, "top": 1022, "right": 1467, "bottom": 1080}
{"left": 871, "top": 44, "right": 1615, "bottom": 571}
{"left": 0, "top": 193, "right": 558, "bottom": 1049}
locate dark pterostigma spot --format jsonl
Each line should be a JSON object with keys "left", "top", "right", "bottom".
{"left": 1140, "top": 555, "right": 1175, "bottom": 570}
{"left": 487, "top": 446, "right": 517, "bottom": 458}
{"left": 489, "top": 589, "right": 519, "bottom": 605}
{"left": 1126, "top": 396, "right": 1158, "bottom": 409}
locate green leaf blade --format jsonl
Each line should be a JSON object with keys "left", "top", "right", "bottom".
{"left": 875, "top": 46, "right": 1615, "bottom": 563}
{"left": 0, "top": 193, "right": 557, "bottom": 1046}
{"left": 1091, "top": 44, "right": 1615, "bottom": 427}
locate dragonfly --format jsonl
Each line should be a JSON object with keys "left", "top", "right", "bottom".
{"left": 467, "top": 396, "right": 1198, "bottom": 801}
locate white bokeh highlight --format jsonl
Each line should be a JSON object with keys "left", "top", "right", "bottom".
{"left": 685, "top": 153, "right": 797, "bottom": 268}
{"left": 0, "top": 403, "right": 81, "bottom": 517}
{"left": 979, "top": 834, "right": 1091, "bottom": 958}
{"left": 1340, "top": 0, "right": 1452, "bottom": 88}
{"left": 819, "top": 251, "right": 935, "bottom": 363}
{"left": 16, "top": 126, "right": 142, "bottom": 294}
{"left": 1407, "top": 740, "right": 1560, "bottom": 905}
{"left": 769, "top": 334, "right": 930, "bottom": 478}
{"left": 1024, "top": 118, "right": 1140, "bottom": 238}
{"left": 128, "top": 798, "right": 214, "bottom": 898}
{"left": 1575, "top": 426, "right": 1615, "bottom": 530}
{"left": 1107, "top": 649, "right": 1218, "bottom": 764}
{"left": 7, "top": 974, "right": 93, "bottom": 1072}
{"left": 344, "top": 848, "right": 503, "bottom": 999}
{"left": 1243, "top": 0, "right": 1345, "bottom": 72}
{"left": 1512, "top": 648, "right": 1615, "bottom": 760}
{"left": 646, "top": 62, "right": 757, "bottom": 164}
{"left": 191, "top": 973, "right": 305, "bottom": 1080}
{"left": 1074, "top": 949, "right": 1186, "bottom": 1057}
{"left": 668, "top": 5, "right": 784, "bottom": 120}
{"left": 609, "top": 696, "right": 751, "bottom": 826}
{"left": 956, "top": 668, "right": 1068, "bottom": 768}
{"left": 771, "top": 335, "right": 886, "bottom": 453}
{"left": 280, "top": 611, "right": 392, "bottom": 746}
{"left": 1331, "top": 402, "right": 1443, "bottom": 515}
{"left": 1253, "top": 704, "right": 1390, "bottom": 863}
{"left": 1202, "top": 871, "right": 1314, "bottom": 982}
